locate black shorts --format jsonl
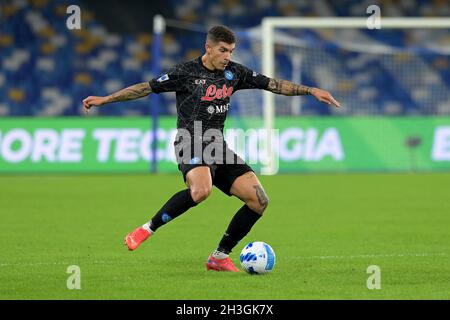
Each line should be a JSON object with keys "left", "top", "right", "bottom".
{"left": 175, "top": 141, "right": 254, "bottom": 196}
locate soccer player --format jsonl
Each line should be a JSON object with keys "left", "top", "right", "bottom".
{"left": 83, "top": 25, "right": 340, "bottom": 272}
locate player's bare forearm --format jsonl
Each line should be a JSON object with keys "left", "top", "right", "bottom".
{"left": 266, "top": 78, "right": 312, "bottom": 96}
{"left": 104, "top": 82, "right": 152, "bottom": 104}
{"left": 83, "top": 82, "right": 153, "bottom": 113}
{"left": 266, "top": 78, "right": 341, "bottom": 107}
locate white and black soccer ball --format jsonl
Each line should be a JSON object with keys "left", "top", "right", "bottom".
{"left": 240, "top": 241, "right": 276, "bottom": 274}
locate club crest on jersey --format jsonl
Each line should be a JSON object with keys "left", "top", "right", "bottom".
{"left": 157, "top": 74, "right": 169, "bottom": 82}
{"left": 201, "top": 84, "right": 234, "bottom": 101}
{"left": 224, "top": 70, "right": 234, "bottom": 80}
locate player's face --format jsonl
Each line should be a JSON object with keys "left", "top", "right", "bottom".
{"left": 206, "top": 41, "right": 235, "bottom": 70}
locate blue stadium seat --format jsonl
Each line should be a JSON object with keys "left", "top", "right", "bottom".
{"left": 0, "top": 0, "right": 449, "bottom": 116}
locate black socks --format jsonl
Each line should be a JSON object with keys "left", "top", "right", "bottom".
{"left": 148, "top": 191, "right": 262, "bottom": 256}
{"left": 149, "top": 189, "right": 197, "bottom": 231}
{"left": 217, "top": 205, "right": 262, "bottom": 254}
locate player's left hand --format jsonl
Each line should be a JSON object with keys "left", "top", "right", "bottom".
{"left": 82, "top": 96, "right": 107, "bottom": 114}
{"left": 310, "top": 88, "right": 341, "bottom": 108}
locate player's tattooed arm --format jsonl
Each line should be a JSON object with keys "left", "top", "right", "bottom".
{"left": 266, "top": 78, "right": 312, "bottom": 96}
{"left": 83, "top": 82, "right": 152, "bottom": 112}
{"left": 266, "top": 78, "right": 341, "bottom": 107}
{"left": 104, "top": 82, "right": 153, "bottom": 103}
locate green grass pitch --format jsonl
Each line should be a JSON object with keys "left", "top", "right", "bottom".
{"left": 0, "top": 173, "right": 449, "bottom": 300}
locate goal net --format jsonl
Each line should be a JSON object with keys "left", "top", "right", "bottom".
{"left": 230, "top": 18, "right": 450, "bottom": 174}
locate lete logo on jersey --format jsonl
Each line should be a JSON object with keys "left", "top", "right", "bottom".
{"left": 201, "top": 84, "right": 234, "bottom": 101}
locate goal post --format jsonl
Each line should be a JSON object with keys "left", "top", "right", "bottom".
{"left": 260, "top": 17, "right": 450, "bottom": 175}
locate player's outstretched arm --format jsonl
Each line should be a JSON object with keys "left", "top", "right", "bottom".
{"left": 266, "top": 78, "right": 341, "bottom": 108}
{"left": 83, "top": 82, "right": 153, "bottom": 113}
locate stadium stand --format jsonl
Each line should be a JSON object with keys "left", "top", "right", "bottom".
{"left": 0, "top": 0, "right": 449, "bottom": 116}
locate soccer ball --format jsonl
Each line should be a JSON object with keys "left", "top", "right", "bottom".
{"left": 240, "top": 241, "right": 276, "bottom": 274}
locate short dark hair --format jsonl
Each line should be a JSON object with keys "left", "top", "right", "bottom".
{"left": 207, "top": 25, "right": 236, "bottom": 44}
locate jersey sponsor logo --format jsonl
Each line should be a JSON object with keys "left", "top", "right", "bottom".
{"left": 207, "top": 106, "right": 215, "bottom": 114}
{"left": 201, "top": 84, "right": 234, "bottom": 102}
{"left": 157, "top": 74, "right": 169, "bottom": 82}
{"left": 207, "top": 103, "right": 230, "bottom": 114}
{"left": 195, "top": 79, "right": 206, "bottom": 85}
{"left": 224, "top": 70, "right": 234, "bottom": 80}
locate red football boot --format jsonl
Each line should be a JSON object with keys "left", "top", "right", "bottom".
{"left": 125, "top": 226, "right": 151, "bottom": 251}
{"left": 206, "top": 255, "right": 240, "bottom": 272}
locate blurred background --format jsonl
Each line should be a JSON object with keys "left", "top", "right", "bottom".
{"left": 1, "top": 0, "right": 450, "bottom": 173}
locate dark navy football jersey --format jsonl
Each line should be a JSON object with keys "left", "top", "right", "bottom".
{"left": 149, "top": 57, "right": 270, "bottom": 135}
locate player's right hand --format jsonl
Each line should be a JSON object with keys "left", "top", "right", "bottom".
{"left": 82, "top": 96, "right": 107, "bottom": 114}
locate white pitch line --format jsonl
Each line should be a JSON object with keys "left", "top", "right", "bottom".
{"left": 292, "top": 253, "right": 448, "bottom": 260}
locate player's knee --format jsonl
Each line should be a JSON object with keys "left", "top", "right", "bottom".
{"left": 190, "top": 186, "right": 212, "bottom": 203}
